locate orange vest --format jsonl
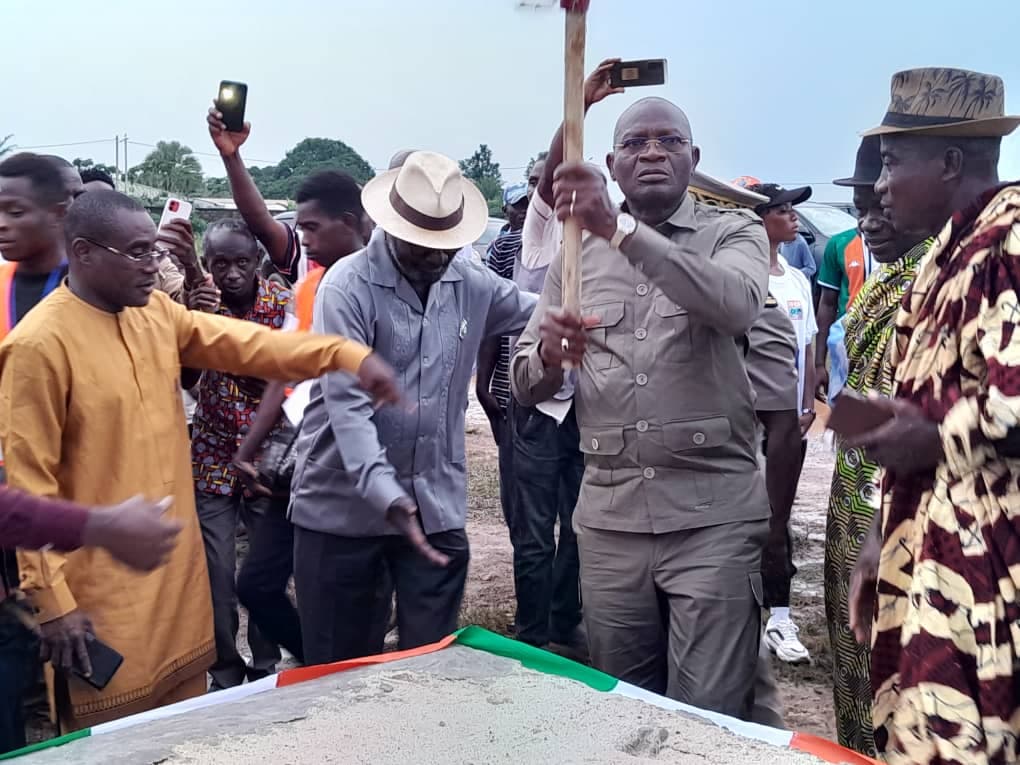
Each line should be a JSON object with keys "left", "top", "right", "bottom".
{"left": 0, "top": 262, "right": 17, "bottom": 342}
{"left": 295, "top": 267, "right": 324, "bottom": 332}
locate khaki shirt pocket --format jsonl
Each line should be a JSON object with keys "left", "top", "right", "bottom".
{"left": 653, "top": 295, "right": 692, "bottom": 364}
{"left": 583, "top": 301, "right": 625, "bottom": 371}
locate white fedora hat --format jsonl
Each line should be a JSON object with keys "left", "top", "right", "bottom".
{"left": 362, "top": 151, "right": 489, "bottom": 250}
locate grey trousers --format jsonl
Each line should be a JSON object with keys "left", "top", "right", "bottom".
{"left": 752, "top": 636, "right": 786, "bottom": 729}
{"left": 195, "top": 491, "right": 281, "bottom": 690}
{"left": 577, "top": 519, "right": 768, "bottom": 720}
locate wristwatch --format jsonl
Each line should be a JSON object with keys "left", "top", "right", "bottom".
{"left": 609, "top": 213, "right": 638, "bottom": 249}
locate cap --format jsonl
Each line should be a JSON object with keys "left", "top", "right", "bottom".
{"left": 503, "top": 183, "right": 528, "bottom": 207}
{"left": 747, "top": 183, "right": 812, "bottom": 213}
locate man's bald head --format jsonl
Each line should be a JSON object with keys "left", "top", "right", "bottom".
{"left": 613, "top": 98, "right": 693, "bottom": 146}
{"left": 388, "top": 149, "right": 419, "bottom": 170}
{"left": 607, "top": 97, "right": 700, "bottom": 224}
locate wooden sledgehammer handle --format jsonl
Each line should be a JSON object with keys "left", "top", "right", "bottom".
{"left": 561, "top": 0, "right": 587, "bottom": 317}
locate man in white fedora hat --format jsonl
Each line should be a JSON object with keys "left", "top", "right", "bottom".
{"left": 289, "top": 151, "right": 538, "bottom": 665}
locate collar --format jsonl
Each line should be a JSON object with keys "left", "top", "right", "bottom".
{"left": 622, "top": 192, "right": 696, "bottom": 233}
{"left": 365, "top": 230, "right": 464, "bottom": 288}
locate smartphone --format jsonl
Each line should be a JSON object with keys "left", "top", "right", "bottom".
{"left": 71, "top": 636, "right": 124, "bottom": 691}
{"left": 216, "top": 80, "right": 248, "bottom": 132}
{"left": 827, "top": 390, "right": 894, "bottom": 438}
{"left": 610, "top": 59, "right": 668, "bottom": 89}
{"left": 158, "top": 197, "right": 193, "bottom": 230}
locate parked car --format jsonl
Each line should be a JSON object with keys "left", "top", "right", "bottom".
{"left": 475, "top": 217, "right": 507, "bottom": 261}
{"left": 819, "top": 201, "right": 856, "bottom": 217}
{"left": 796, "top": 202, "right": 858, "bottom": 275}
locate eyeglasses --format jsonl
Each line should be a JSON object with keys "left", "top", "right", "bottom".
{"left": 614, "top": 135, "right": 691, "bottom": 154}
{"left": 81, "top": 236, "right": 166, "bottom": 263}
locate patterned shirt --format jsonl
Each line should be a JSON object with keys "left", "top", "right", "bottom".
{"left": 485, "top": 225, "right": 522, "bottom": 411}
{"left": 872, "top": 184, "right": 1020, "bottom": 764}
{"left": 192, "top": 277, "right": 293, "bottom": 495}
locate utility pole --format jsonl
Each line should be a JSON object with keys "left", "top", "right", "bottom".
{"left": 122, "top": 135, "right": 128, "bottom": 184}
{"left": 115, "top": 135, "right": 120, "bottom": 182}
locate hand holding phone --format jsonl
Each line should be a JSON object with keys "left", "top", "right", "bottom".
{"left": 158, "top": 198, "right": 192, "bottom": 231}
{"left": 215, "top": 80, "right": 248, "bottom": 133}
{"left": 609, "top": 59, "right": 668, "bottom": 89}
{"left": 72, "top": 635, "right": 124, "bottom": 691}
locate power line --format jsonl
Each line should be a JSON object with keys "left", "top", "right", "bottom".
{"left": 16, "top": 138, "right": 117, "bottom": 150}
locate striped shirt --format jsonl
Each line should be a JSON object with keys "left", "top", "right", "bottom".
{"left": 485, "top": 225, "right": 522, "bottom": 410}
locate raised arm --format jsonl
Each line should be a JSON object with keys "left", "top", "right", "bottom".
{"left": 536, "top": 58, "right": 624, "bottom": 208}
{"left": 550, "top": 163, "right": 768, "bottom": 336}
{"left": 207, "top": 106, "right": 297, "bottom": 274}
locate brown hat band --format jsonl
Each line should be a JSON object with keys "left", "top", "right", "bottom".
{"left": 881, "top": 111, "right": 972, "bottom": 129}
{"left": 389, "top": 185, "right": 465, "bottom": 232}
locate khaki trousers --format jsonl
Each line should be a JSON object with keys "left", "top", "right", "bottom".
{"left": 577, "top": 519, "right": 768, "bottom": 720}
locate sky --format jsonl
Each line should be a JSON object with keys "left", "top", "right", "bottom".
{"left": 5, "top": 0, "right": 1020, "bottom": 202}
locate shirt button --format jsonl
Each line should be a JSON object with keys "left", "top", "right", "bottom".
{"left": 636, "top": 373, "right": 648, "bottom": 386}
{"left": 636, "top": 284, "right": 649, "bottom": 296}
{"left": 643, "top": 467, "right": 656, "bottom": 480}
{"left": 636, "top": 420, "right": 649, "bottom": 433}
{"left": 423, "top": 317, "right": 430, "bottom": 325}
{"left": 591, "top": 438, "right": 600, "bottom": 450}
{"left": 423, "top": 356, "right": 429, "bottom": 365}
{"left": 634, "top": 328, "right": 647, "bottom": 340}
{"left": 692, "top": 432, "right": 706, "bottom": 446}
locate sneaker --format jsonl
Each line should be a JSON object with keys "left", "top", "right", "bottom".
{"left": 763, "top": 615, "right": 811, "bottom": 664}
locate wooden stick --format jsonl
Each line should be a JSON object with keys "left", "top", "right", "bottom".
{"left": 561, "top": 5, "right": 586, "bottom": 317}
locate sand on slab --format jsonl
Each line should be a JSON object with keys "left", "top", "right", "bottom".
{"left": 167, "top": 666, "right": 848, "bottom": 765}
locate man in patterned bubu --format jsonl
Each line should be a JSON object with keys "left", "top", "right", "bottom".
{"left": 187, "top": 218, "right": 294, "bottom": 690}
{"left": 846, "top": 67, "right": 1020, "bottom": 765}
{"left": 822, "top": 133, "right": 932, "bottom": 757}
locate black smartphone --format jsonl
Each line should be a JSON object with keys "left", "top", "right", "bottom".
{"left": 216, "top": 80, "right": 248, "bottom": 132}
{"left": 71, "top": 636, "right": 124, "bottom": 691}
{"left": 610, "top": 59, "right": 668, "bottom": 89}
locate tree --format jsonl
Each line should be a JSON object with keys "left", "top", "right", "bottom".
{"left": 0, "top": 134, "right": 14, "bottom": 158}
{"left": 460, "top": 144, "right": 503, "bottom": 216}
{"left": 128, "top": 141, "right": 204, "bottom": 195}
{"left": 73, "top": 157, "right": 117, "bottom": 175}
{"left": 236, "top": 138, "right": 376, "bottom": 200}
{"left": 203, "top": 176, "right": 231, "bottom": 198}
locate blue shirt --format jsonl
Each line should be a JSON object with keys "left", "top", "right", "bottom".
{"left": 779, "top": 234, "right": 816, "bottom": 281}
{"left": 290, "top": 232, "right": 537, "bottom": 537}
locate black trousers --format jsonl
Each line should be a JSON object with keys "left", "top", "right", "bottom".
{"left": 293, "top": 526, "right": 470, "bottom": 666}
{"left": 236, "top": 499, "right": 303, "bottom": 664}
{"left": 508, "top": 401, "right": 583, "bottom": 646}
{"left": 195, "top": 491, "right": 280, "bottom": 689}
{"left": 0, "top": 600, "right": 36, "bottom": 754}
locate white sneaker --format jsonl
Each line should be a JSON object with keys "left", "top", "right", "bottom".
{"left": 764, "top": 615, "right": 811, "bottom": 664}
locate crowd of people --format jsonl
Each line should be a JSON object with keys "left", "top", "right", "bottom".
{"left": 0, "top": 61, "right": 1018, "bottom": 765}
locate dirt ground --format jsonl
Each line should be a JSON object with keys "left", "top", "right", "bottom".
{"left": 459, "top": 395, "right": 838, "bottom": 741}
